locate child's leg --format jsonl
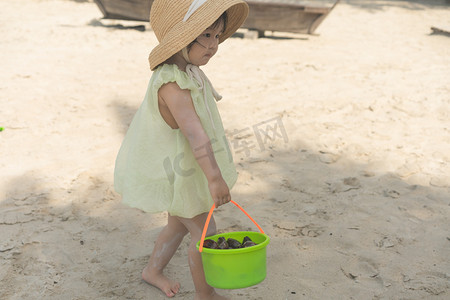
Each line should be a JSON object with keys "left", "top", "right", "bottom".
{"left": 177, "top": 213, "right": 229, "bottom": 300}
{"left": 142, "top": 214, "right": 188, "bottom": 297}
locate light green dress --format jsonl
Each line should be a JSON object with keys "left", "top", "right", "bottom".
{"left": 114, "top": 64, "right": 237, "bottom": 218}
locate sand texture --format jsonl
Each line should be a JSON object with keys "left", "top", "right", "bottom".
{"left": 1, "top": 0, "right": 449, "bottom": 299}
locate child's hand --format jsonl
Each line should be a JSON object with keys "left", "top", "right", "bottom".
{"left": 208, "top": 176, "right": 231, "bottom": 208}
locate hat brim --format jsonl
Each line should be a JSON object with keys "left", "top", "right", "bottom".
{"left": 149, "top": 0, "right": 249, "bottom": 70}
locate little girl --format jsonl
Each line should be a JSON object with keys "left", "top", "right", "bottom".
{"left": 114, "top": 0, "right": 249, "bottom": 299}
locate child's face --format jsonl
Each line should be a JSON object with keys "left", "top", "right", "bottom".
{"left": 188, "top": 21, "right": 225, "bottom": 66}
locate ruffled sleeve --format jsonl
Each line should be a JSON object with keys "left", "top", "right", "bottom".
{"left": 152, "top": 64, "right": 198, "bottom": 94}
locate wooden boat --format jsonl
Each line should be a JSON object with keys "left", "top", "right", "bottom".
{"left": 93, "top": 0, "right": 152, "bottom": 22}
{"left": 93, "top": 0, "right": 339, "bottom": 35}
{"left": 244, "top": 0, "right": 339, "bottom": 36}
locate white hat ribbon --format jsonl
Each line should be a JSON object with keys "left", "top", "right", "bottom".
{"left": 183, "top": 0, "right": 208, "bottom": 22}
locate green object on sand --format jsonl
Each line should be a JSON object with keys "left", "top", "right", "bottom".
{"left": 0, "top": 127, "right": 3, "bottom": 132}
{"left": 196, "top": 231, "right": 270, "bottom": 289}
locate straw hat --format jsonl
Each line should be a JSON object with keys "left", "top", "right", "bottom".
{"left": 148, "top": 0, "right": 249, "bottom": 70}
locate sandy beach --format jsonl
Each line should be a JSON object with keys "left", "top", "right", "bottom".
{"left": 1, "top": 0, "right": 449, "bottom": 299}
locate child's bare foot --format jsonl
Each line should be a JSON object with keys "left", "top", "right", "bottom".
{"left": 142, "top": 266, "right": 180, "bottom": 298}
{"left": 194, "top": 290, "right": 230, "bottom": 300}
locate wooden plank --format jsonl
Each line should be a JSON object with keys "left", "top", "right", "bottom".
{"left": 94, "top": 0, "right": 152, "bottom": 21}
{"left": 307, "top": 0, "right": 340, "bottom": 34}
{"left": 244, "top": 0, "right": 339, "bottom": 34}
{"left": 93, "top": 0, "right": 339, "bottom": 35}
{"left": 93, "top": 0, "right": 108, "bottom": 17}
{"left": 247, "top": 0, "right": 336, "bottom": 7}
{"left": 247, "top": 0, "right": 333, "bottom": 10}
{"left": 244, "top": 4, "right": 322, "bottom": 34}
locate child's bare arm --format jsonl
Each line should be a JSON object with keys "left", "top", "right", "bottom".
{"left": 159, "top": 82, "right": 231, "bottom": 207}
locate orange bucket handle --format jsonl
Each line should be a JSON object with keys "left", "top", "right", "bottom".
{"left": 199, "top": 200, "right": 265, "bottom": 252}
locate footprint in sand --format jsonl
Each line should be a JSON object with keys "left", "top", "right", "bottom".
{"left": 404, "top": 272, "right": 450, "bottom": 296}
{"left": 383, "top": 189, "right": 400, "bottom": 198}
{"left": 319, "top": 151, "right": 340, "bottom": 164}
{"left": 299, "top": 225, "right": 324, "bottom": 237}
{"left": 273, "top": 222, "right": 324, "bottom": 238}
{"left": 340, "top": 257, "right": 383, "bottom": 287}
{"left": 328, "top": 177, "right": 361, "bottom": 193}
{"left": 374, "top": 236, "right": 401, "bottom": 249}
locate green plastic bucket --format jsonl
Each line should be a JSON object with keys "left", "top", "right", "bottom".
{"left": 197, "top": 201, "right": 270, "bottom": 289}
{"left": 196, "top": 231, "right": 270, "bottom": 289}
